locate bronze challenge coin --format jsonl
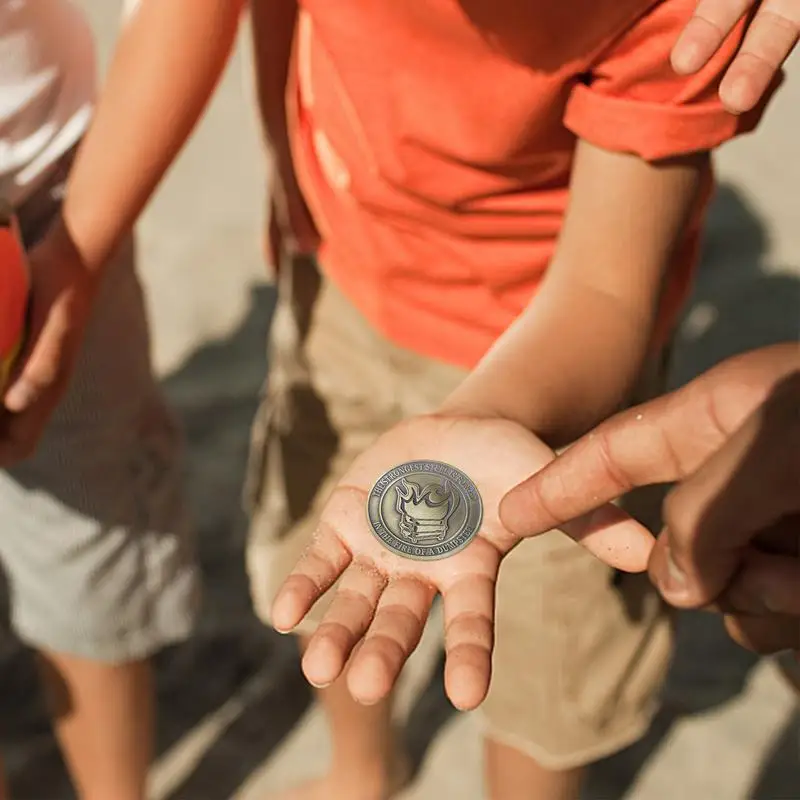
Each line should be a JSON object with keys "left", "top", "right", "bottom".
{"left": 366, "top": 461, "right": 483, "bottom": 561}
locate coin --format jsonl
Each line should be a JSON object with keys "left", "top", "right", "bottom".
{"left": 366, "top": 460, "right": 483, "bottom": 561}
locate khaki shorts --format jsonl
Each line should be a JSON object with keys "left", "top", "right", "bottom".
{"left": 245, "top": 256, "right": 672, "bottom": 769}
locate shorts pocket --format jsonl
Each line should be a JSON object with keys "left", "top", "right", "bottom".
{"left": 242, "top": 254, "right": 323, "bottom": 514}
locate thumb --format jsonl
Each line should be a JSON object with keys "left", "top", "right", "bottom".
{"left": 3, "top": 298, "right": 70, "bottom": 413}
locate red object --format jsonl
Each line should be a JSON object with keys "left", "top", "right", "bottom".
{"left": 0, "top": 214, "right": 29, "bottom": 367}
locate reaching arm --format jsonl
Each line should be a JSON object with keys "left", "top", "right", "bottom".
{"left": 441, "top": 139, "right": 708, "bottom": 449}
{"left": 53, "top": 0, "right": 246, "bottom": 275}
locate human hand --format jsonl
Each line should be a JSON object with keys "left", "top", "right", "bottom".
{"left": 270, "top": 414, "right": 645, "bottom": 710}
{"left": 0, "top": 221, "right": 97, "bottom": 465}
{"left": 672, "top": 0, "right": 798, "bottom": 114}
{"left": 500, "top": 343, "right": 800, "bottom": 655}
{"left": 649, "top": 367, "right": 800, "bottom": 655}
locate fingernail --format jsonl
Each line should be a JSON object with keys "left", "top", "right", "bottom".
{"left": 355, "top": 695, "right": 380, "bottom": 706}
{"left": 662, "top": 548, "right": 688, "bottom": 595}
{"left": 672, "top": 38, "right": 702, "bottom": 74}
{"left": 721, "top": 75, "right": 751, "bottom": 115}
{"left": 270, "top": 612, "right": 296, "bottom": 634}
{"left": 4, "top": 379, "right": 35, "bottom": 412}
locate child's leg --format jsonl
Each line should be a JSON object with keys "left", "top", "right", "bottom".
{"left": 480, "top": 530, "right": 672, "bottom": 800}
{"left": 246, "top": 258, "right": 469, "bottom": 798}
{"left": 291, "top": 636, "right": 404, "bottom": 799}
{"left": 485, "top": 739, "right": 585, "bottom": 800}
{"left": 0, "top": 235, "right": 198, "bottom": 800}
{"left": 35, "top": 652, "right": 153, "bottom": 800}
{"left": 246, "top": 259, "right": 408, "bottom": 798}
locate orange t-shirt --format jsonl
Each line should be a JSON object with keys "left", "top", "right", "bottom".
{"left": 289, "top": 0, "right": 776, "bottom": 369}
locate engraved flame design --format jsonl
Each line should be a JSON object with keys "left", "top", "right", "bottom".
{"left": 394, "top": 478, "right": 459, "bottom": 543}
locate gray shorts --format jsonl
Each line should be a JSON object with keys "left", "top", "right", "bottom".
{"left": 0, "top": 151, "right": 200, "bottom": 663}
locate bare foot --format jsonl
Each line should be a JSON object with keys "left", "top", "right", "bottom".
{"left": 267, "top": 746, "right": 412, "bottom": 800}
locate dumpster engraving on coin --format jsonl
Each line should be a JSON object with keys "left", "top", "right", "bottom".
{"left": 366, "top": 461, "right": 483, "bottom": 561}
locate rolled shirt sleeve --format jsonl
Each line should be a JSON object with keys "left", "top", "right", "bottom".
{"left": 564, "top": 0, "right": 783, "bottom": 161}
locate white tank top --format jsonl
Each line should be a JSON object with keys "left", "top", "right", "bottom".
{"left": 0, "top": 0, "right": 96, "bottom": 206}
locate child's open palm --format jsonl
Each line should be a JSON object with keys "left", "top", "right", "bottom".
{"left": 271, "top": 414, "right": 652, "bottom": 710}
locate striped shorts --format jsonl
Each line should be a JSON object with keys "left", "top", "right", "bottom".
{"left": 0, "top": 149, "right": 200, "bottom": 662}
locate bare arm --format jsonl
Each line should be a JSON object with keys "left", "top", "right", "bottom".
{"left": 441, "top": 139, "right": 708, "bottom": 448}
{"left": 0, "top": 0, "right": 246, "bottom": 457}
{"left": 54, "top": 0, "right": 246, "bottom": 274}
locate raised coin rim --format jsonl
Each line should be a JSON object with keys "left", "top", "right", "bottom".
{"left": 365, "top": 460, "right": 484, "bottom": 561}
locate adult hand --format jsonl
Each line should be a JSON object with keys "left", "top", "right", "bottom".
{"left": 270, "top": 414, "right": 643, "bottom": 711}
{"left": 651, "top": 366, "right": 799, "bottom": 655}
{"left": 500, "top": 343, "right": 800, "bottom": 655}
{"left": 672, "top": 0, "right": 799, "bottom": 114}
{"left": 0, "top": 222, "right": 97, "bottom": 465}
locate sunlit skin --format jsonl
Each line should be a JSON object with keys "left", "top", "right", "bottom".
{"left": 672, "top": 0, "right": 799, "bottom": 113}
{"left": 501, "top": 343, "right": 800, "bottom": 656}
{"left": 271, "top": 415, "right": 647, "bottom": 711}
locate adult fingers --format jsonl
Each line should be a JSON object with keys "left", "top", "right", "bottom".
{"left": 649, "top": 372, "right": 800, "bottom": 608}
{"left": 502, "top": 345, "right": 800, "bottom": 543}
{"left": 558, "top": 502, "right": 655, "bottom": 572}
{"left": 500, "top": 388, "right": 712, "bottom": 538}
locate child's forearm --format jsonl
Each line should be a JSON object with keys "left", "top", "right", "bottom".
{"left": 441, "top": 139, "right": 709, "bottom": 448}
{"left": 441, "top": 281, "right": 654, "bottom": 448}
{"left": 55, "top": 0, "right": 245, "bottom": 273}
{"left": 250, "top": 0, "right": 298, "bottom": 157}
